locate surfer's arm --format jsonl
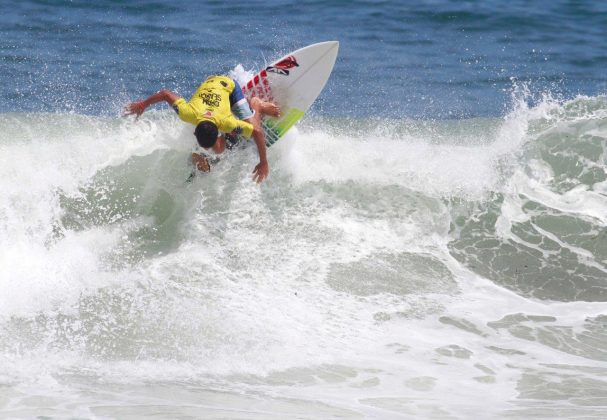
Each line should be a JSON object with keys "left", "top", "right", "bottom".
{"left": 124, "top": 90, "right": 181, "bottom": 117}
{"left": 246, "top": 97, "right": 278, "bottom": 183}
{"left": 251, "top": 126, "right": 269, "bottom": 184}
{"left": 222, "top": 116, "right": 268, "bottom": 182}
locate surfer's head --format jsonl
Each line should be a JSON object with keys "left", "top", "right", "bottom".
{"left": 194, "top": 120, "right": 218, "bottom": 149}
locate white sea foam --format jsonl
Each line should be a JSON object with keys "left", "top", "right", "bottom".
{"left": 1, "top": 94, "right": 606, "bottom": 418}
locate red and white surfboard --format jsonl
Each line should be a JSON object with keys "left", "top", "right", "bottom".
{"left": 241, "top": 41, "right": 339, "bottom": 146}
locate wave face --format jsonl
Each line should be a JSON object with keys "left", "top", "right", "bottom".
{"left": 448, "top": 96, "right": 607, "bottom": 302}
{"left": 1, "top": 95, "right": 606, "bottom": 418}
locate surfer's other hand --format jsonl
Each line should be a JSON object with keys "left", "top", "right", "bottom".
{"left": 123, "top": 101, "right": 145, "bottom": 118}
{"left": 252, "top": 160, "right": 269, "bottom": 184}
{"left": 192, "top": 153, "right": 211, "bottom": 172}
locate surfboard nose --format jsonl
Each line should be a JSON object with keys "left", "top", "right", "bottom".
{"left": 315, "top": 41, "right": 339, "bottom": 54}
{"left": 309, "top": 41, "right": 339, "bottom": 68}
{"left": 244, "top": 41, "right": 340, "bottom": 146}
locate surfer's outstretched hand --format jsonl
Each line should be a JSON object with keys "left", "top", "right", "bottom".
{"left": 252, "top": 161, "right": 269, "bottom": 184}
{"left": 192, "top": 153, "right": 211, "bottom": 172}
{"left": 123, "top": 101, "right": 146, "bottom": 118}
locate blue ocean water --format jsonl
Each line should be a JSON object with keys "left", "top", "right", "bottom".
{"left": 1, "top": 1, "right": 607, "bottom": 419}
{"left": 1, "top": 0, "right": 606, "bottom": 118}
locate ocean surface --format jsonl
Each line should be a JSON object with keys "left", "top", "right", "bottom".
{"left": 1, "top": 1, "right": 606, "bottom": 419}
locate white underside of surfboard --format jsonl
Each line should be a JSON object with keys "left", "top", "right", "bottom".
{"left": 241, "top": 41, "right": 339, "bottom": 146}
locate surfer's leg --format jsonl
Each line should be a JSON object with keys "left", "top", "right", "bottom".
{"left": 244, "top": 98, "right": 265, "bottom": 136}
{"left": 247, "top": 97, "right": 262, "bottom": 126}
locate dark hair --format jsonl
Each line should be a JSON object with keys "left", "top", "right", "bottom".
{"left": 194, "top": 121, "right": 218, "bottom": 149}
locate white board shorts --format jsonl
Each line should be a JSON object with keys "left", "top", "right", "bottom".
{"left": 230, "top": 79, "right": 255, "bottom": 120}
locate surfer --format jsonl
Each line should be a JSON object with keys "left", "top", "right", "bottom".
{"left": 124, "top": 76, "right": 280, "bottom": 183}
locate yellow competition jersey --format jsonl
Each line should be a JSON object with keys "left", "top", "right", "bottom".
{"left": 172, "top": 76, "right": 254, "bottom": 138}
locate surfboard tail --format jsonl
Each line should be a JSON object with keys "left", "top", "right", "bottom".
{"left": 262, "top": 108, "right": 305, "bottom": 147}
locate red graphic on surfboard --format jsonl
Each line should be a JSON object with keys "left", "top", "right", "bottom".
{"left": 242, "top": 69, "right": 274, "bottom": 102}
{"left": 266, "top": 55, "right": 299, "bottom": 76}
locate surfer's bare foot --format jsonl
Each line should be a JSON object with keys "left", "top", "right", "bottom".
{"left": 262, "top": 101, "right": 281, "bottom": 118}
{"left": 251, "top": 97, "right": 281, "bottom": 118}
